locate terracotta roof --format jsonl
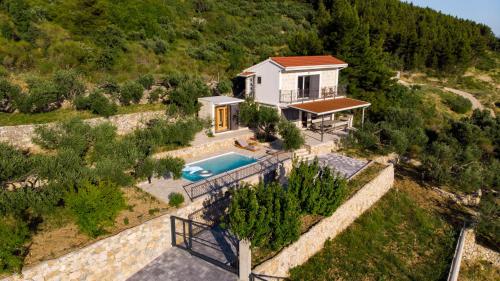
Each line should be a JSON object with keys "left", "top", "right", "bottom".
{"left": 271, "top": 55, "right": 347, "bottom": 68}
{"left": 238, "top": 71, "right": 255, "bottom": 77}
{"left": 289, "top": 98, "right": 370, "bottom": 115}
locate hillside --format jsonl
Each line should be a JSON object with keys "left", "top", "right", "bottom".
{"left": 0, "top": 0, "right": 497, "bottom": 85}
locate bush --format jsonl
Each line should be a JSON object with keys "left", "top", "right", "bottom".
{"left": 119, "top": 81, "right": 144, "bottom": 105}
{"left": 278, "top": 120, "right": 304, "bottom": 150}
{"left": 288, "top": 159, "right": 347, "bottom": 216}
{"left": 88, "top": 91, "right": 117, "bottom": 117}
{"left": 16, "top": 78, "right": 61, "bottom": 113}
{"left": 168, "top": 78, "right": 209, "bottom": 115}
{"left": 73, "top": 95, "right": 91, "bottom": 110}
{"left": 0, "top": 79, "right": 21, "bottom": 113}
{"left": 65, "top": 181, "right": 126, "bottom": 237}
{"left": 148, "top": 87, "right": 164, "bottom": 103}
{"left": 168, "top": 192, "right": 184, "bottom": 208}
{"left": 442, "top": 94, "right": 472, "bottom": 114}
{"left": 476, "top": 192, "right": 499, "bottom": 252}
{"left": 137, "top": 74, "right": 155, "bottom": 90}
{"left": 0, "top": 142, "right": 31, "bottom": 187}
{"left": 0, "top": 217, "right": 30, "bottom": 273}
{"left": 215, "top": 79, "right": 232, "bottom": 95}
{"left": 52, "top": 69, "right": 85, "bottom": 100}
{"left": 228, "top": 182, "right": 300, "bottom": 250}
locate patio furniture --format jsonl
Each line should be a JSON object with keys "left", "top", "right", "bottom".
{"left": 235, "top": 139, "right": 259, "bottom": 152}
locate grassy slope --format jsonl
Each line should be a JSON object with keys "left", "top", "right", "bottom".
{"left": 289, "top": 175, "right": 456, "bottom": 281}
{"left": 2, "top": 0, "right": 313, "bottom": 83}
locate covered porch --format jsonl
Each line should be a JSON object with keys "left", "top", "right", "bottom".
{"left": 288, "top": 97, "right": 370, "bottom": 142}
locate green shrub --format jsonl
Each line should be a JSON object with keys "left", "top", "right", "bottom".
{"left": 65, "top": 181, "right": 126, "bottom": 237}
{"left": 137, "top": 74, "right": 155, "bottom": 90}
{"left": 228, "top": 182, "right": 300, "bottom": 250}
{"left": 119, "top": 81, "right": 144, "bottom": 105}
{"left": 168, "top": 192, "right": 184, "bottom": 208}
{"left": 160, "top": 71, "right": 189, "bottom": 89}
{"left": 476, "top": 192, "right": 499, "bottom": 252}
{"left": 0, "top": 79, "right": 21, "bottom": 113}
{"left": 215, "top": 79, "right": 232, "bottom": 95}
{"left": 442, "top": 94, "right": 472, "bottom": 114}
{"left": 168, "top": 78, "right": 209, "bottom": 115}
{"left": 73, "top": 95, "right": 91, "bottom": 110}
{"left": 0, "top": 217, "right": 30, "bottom": 273}
{"left": 52, "top": 69, "right": 85, "bottom": 100}
{"left": 148, "top": 87, "right": 164, "bottom": 103}
{"left": 0, "top": 142, "right": 31, "bottom": 187}
{"left": 16, "top": 78, "right": 61, "bottom": 113}
{"left": 88, "top": 91, "right": 117, "bottom": 117}
{"left": 278, "top": 120, "right": 304, "bottom": 150}
{"left": 288, "top": 159, "right": 347, "bottom": 216}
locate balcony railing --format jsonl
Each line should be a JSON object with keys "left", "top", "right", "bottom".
{"left": 279, "top": 86, "right": 338, "bottom": 104}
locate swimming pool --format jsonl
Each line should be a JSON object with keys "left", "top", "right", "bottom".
{"left": 182, "top": 152, "right": 258, "bottom": 182}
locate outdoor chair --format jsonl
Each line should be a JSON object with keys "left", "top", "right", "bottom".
{"left": 235, "top": 139, "right": 259, "bottom": 152}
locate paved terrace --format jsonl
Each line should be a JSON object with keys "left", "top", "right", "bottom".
{"left": 316, "top": 153, "right": 369, "bottom": 179}
{"left": 127, "top": 248, "right": 237, "bottom": 281}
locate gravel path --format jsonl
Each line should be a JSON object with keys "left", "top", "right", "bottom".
{"left": 443, "top": 87, "right": 495, "bottom": 117}
{"left": 398, "top": 80, "right": 495, "bottom": 117}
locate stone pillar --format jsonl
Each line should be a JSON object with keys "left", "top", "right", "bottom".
{"left": 239, "top": 239, "right": 252, "bottom": 281}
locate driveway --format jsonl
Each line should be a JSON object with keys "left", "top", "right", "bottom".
{"left": 127, "top": 247, "right": 237, "bottom": 281}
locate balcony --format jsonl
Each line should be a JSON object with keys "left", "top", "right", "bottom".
{"left": 279, "top": 86, "right": 338, "bottom": 104}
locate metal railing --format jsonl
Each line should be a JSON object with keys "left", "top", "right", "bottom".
{"left": 183, "top": 152, "right": 292, "bottom": 200}
{"left": 279, "top": 86, "right": 337, "bottom": 104}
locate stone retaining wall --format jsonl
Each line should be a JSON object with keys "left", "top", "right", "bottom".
{"left": 0, "top": 111, "right": 165, "bottom": 149}
{"left": 253, "top": 164, "right": 395, "bottom": 277}
{"left": 3, "top": 194, "right": 210, "bottom": 281}
{"left": 154, "top": 130, "right": 254, "bottom": 160}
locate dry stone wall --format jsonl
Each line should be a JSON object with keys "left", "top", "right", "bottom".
{"left": 0, "top": 111, "right": 165, "bottom": 149}
{"left": 253, "top": 164, "right": 394, "bottom": 277}
{"left": 2, "top": 194, "right": 209, "bottom": 281}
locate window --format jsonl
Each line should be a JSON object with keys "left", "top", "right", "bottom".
{"left": 257, "top": 76, "right": 262, "bottom": 84}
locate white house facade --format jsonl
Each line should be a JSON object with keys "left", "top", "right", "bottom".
{"left": 238, "top": 55, "right": 347, "bottom": 108}
{"left": 237, "top": 55, "right": 371, "bottom": 141}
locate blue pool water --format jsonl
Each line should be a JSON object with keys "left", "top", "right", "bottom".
{"left": 182, "top": 152, "right": 257, "bottom": 182}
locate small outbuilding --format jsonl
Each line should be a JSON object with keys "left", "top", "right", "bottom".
{"left": 198, "top": 96, "right": 245, "bottom": 134}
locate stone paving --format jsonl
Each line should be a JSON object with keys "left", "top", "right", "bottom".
{"left": 127, "top": 247, "right": 238, "bottom": 281}
{"left": 317, "top": 153, "right": 369, "bottom": 179}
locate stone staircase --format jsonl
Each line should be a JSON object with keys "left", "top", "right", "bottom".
{"left": 293, "top": 148, "right": 315, "bottom": 162}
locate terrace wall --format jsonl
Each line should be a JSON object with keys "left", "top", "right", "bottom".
{"left": 2, "top": 197, "right": 208, "bottom": 281}
{"left": 0, "top": 111, "right": 165, "bottom": 149}
{"left": 253, "top": 164, "right": 394, "bottom": 277}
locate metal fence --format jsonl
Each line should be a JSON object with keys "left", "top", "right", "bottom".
{"left": 183, "top": 152, "right": 292, "bottom": 200}
{"left": 171, "top": 216, "right": 239, "bottom": 273}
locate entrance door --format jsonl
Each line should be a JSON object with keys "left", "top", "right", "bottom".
{"left": 215, "top": 106, "right": 229, "bottom": 132}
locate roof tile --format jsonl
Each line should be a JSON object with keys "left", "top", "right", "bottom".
{"left": 271, "top": 55, "right": 346, "bottom": 68}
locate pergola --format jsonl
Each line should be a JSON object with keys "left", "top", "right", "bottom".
{"left": 289, "top": 97, "right": 371, "bottom": 141}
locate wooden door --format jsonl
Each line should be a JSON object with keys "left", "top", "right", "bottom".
{"left": 215, "top": 106, "right": 228, "bottom": 132}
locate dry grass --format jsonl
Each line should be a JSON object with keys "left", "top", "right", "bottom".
{"left": 24, "top": 187, "right": 170, "bottom": 266}
{"left": 460, "top": 260, "right": 500, "bottom": 281}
